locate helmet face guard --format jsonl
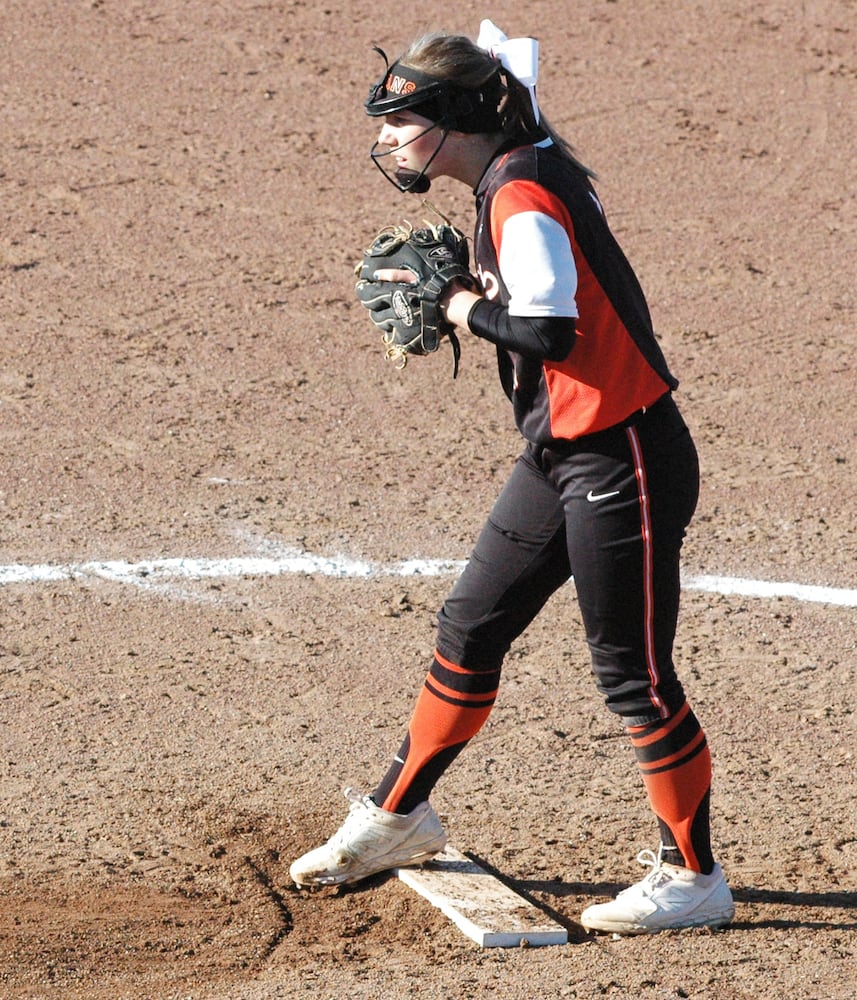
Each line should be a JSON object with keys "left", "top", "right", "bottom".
{"left": 369, "top": 123, "right": 448, "bottom": 194}
{"left": 364, "top": 50, "right": 503, "bottom": 193}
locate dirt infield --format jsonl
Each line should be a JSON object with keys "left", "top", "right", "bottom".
{"left": 1, "top": 2, "right": 854, "bottom": 998}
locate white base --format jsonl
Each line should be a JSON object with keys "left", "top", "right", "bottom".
{"left": 396, "top": 845, "right": 568, "bottom": 948}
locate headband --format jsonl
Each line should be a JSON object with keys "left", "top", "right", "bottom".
{"left": 364, "top": 50, "right": 503, "bottom": 133}
{"left": 476, "top": 19, "right": 540, "bottom": 124}
{"left": 364, "top": 59, "right": 448, "bottom": 117}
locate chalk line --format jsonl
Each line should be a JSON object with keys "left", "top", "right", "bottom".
{"left": 682, "top": 574, "right": 857, "bottom": 608}
{"left": 0, "top": 549, "right": 854, "bottom": 607}
{"left": 0, "top": 550, "right": 466, "bottom": 587}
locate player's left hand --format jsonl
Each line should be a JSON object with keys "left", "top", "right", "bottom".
{"left": 354, "top": 214, "right": 478, "bottom": 377}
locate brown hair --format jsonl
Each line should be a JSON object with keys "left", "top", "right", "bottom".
{"left": 398, "top": 32, "right": 596, "bottom": 178}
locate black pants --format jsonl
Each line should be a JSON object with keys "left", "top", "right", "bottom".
{"left": 436, "top": 394, "right": 700, "bottom": 726}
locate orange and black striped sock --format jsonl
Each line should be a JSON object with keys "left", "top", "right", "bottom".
{"left": 373, "top": 652, "right": 500, "bottom": 814}
{"left": 628, "top": 701, "right": 714, "bottom": 874}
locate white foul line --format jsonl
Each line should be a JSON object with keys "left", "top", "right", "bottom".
{"left": 0, "top": 550, "right": 467, "bottom": 587}
{"left": 682, "top": 574, "right": 857, "bottom": 608}
{"left": 0, "top": 549, "right": 854, "bottom": 607}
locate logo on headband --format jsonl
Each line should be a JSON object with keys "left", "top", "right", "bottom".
{"left": 385, "top": 72, "right": 418, "bottom": 96}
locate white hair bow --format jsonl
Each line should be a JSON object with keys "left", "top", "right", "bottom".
{"left": 477, "top": 19, "right": 540, "bottom": 124}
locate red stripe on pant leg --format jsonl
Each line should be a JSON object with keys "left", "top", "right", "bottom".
{"left": 626, "top": 426, "right": 668, "bottom": 718}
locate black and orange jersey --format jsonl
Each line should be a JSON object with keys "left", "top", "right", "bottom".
{"left": 472, "top": 141, "right": 677, "bottom": 445}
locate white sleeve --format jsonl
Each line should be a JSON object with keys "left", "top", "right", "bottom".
{"left": 497, "top": 211, "right": 579, "bottom": 318}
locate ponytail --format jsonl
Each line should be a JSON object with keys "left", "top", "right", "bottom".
{"left": 498, "top": 71, "right": 597, "bottom": 180}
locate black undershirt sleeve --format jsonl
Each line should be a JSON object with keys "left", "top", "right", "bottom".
{"left": 466, "top": 298, "right": 576, "bottom": 361}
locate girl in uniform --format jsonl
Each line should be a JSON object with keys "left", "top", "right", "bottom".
{"left": 290, "top": 21, "right": 734, "bottom": 935}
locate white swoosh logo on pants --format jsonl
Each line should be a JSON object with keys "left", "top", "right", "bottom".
{"left": 586, "top": 489, "right": 621, "bottom": 502}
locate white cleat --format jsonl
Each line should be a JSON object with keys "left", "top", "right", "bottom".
{"left": 581, "top": 846, "right": 735, "bottom": 935}
{"left": 289, "top": 788, "right": 447, "bottom": 888}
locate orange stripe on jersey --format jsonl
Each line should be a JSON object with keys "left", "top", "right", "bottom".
{"left": 490, "top": 178, "right": 574, "bottom": 253}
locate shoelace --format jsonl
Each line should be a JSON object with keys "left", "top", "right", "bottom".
{"left": 636, "top": 847, "right": 661, "bottom": 871}
{"left": 634, "top": 845, "right": 676, "bottom": 893}
{"left": 325, "top": 788, "right": 370, "bottom": 846}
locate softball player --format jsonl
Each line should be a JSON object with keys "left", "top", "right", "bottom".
{"left": 290, "top": 21, "right": 735, "bottom": 935}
